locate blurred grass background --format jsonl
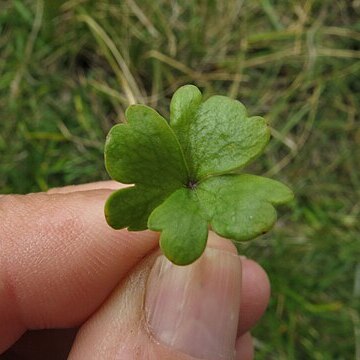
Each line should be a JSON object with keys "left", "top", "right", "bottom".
{"left": 0, "top": 0, "right": 359, "bottom": 358}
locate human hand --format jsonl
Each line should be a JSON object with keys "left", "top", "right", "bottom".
{"left": 0, "top": 181, "right": 270, "bottom": 360}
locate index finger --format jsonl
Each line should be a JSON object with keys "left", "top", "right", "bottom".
{"left": 0, "top": 188, "right": 158, "bottom": 353}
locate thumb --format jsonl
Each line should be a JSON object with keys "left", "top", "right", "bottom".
{"left": 68, "top": 235, "right": 243, "bottom": 360}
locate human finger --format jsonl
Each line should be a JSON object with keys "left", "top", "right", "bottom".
{"left": 207, "top": 233, "right": 270, "bottom": 336}
{"left": 0, "top": 190, "right": 158, "bottom": 353}
{"left": 235, "top": 332, "right": 254, "bottom": 360}
{"left": 237, "top": 258, "right": 270, "bottom": 336}
{"left": 69, "top": 236, "right": 267, "bottom": 359}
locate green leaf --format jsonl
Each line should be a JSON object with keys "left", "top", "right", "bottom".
{"left": 105, "top": 104, "right": 188, "bottom": 187}
{"left": 170, "top": 86, "right": 270, "bottom": 179}
{"left": 104, "top": 85, "right": 293, "bottom": 265}
{"left": 105, "top": 185, "right": 166, "bottom": 230}
{"left": 104, "top": 104, "right": 189, "bottom": 230}
{"left": 170, "top": 84, "right": 202, "bottom": 169}
{"left": 197, "top": 174, "right": 294, "bottom": 241}
{"left": 148, "top": 188, "right": 208, "bottom": 265}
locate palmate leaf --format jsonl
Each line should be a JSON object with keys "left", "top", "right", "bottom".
{"left": 105, "top": 85, "right": 293, "bottom": 265}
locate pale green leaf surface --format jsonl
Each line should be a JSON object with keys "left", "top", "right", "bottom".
{"left": 170, "top": 84, "right": 202, "bottom": 169}
{"left": 105, "top": 185, "right": 168, "bottom": 230}
{"left": 104, "top": 104, "right": 188, "bottom": 231}
{"left": 197, "top": 174, "right": 294, "bottom": 241}
{"left": 105, "top": 104, "right": 188, "bottom": 187}
{"left": 169, "top": 86, "right": 270, "bottom": 179}
{"left": 148, "top": 188, "right": 208, "bottom": 265}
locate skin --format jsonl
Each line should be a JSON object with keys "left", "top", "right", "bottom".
{"left": 0, "top": 181, "right": 270, "bottom": 359}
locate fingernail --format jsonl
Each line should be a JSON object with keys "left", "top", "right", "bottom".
{"left": 145, "top": 247, "right": 242, "bottom": 360}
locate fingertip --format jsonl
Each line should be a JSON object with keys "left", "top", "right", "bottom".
{"left": 236, "top": 332, "right": 254, "bottom": 360}
{"left": 238, "top": 258, "right": 270, "bottom": 335}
